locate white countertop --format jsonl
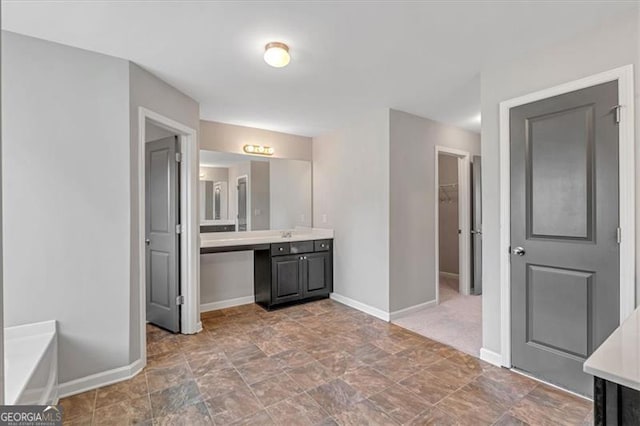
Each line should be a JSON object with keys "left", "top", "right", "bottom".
{"left": 200, "top": 228, "right": 334, "bottom": 248}
{"left": 584, "top": 307, "right": 640, "bottom": 391}
{"left": 201, "top": 220, "right": 235, "bottom": 226}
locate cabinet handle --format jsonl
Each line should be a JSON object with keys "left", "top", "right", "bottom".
{"left": 279, "top": 247, "right": 284, "bottom": 251}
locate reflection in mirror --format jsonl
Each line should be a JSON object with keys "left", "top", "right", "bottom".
{"left": 199, "top": 150, "right": 312, "bottom": 233}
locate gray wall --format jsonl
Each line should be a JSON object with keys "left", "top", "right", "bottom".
{"left": 200, "top": 120, "right": 312, "bottom": 161}
{"left": 313, "top": 109, "right": 390, "bottom": 312}
{"left": 480, "top": 11, "right": 640, "bottom": 356}
{"left": 128, "top": 63, "right": 200, "bottom": 363}
{"left": 2, "top": 32, "right": 131, "bottom": 383}
{"left": 439, "top": 155, "right": 459, "bottom": 275}
{"left": 250, "top": 161, "right": 270, "bottom": 231}
{"left": 388, "top": 110, "right": 480, "bottom": 312}
{"left": 200, "top": 252, "right": 253, "bottom": 306}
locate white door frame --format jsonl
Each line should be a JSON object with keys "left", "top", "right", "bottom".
{"left": 435, "top": 146, "right": 471, "bottom": 303}
{"left": 138, "top": 107, "right": 201, "bottom": 366}
{"left": 236, "top": 174, "right": 250, "bottom": 231}
{"left": 498, "top": 65, "right": 635, "bottom": 367}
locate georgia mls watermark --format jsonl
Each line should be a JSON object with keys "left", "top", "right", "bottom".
{"left": 0, "top": 405, "right": 63, "bottom": 426}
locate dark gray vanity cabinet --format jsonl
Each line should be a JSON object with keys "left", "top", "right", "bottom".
{"left": 255, "top": 239, "right": 333, "bottom": 309}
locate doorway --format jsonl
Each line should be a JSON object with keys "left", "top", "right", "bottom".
{"left": 138, "top": 107, "right": 200, "bottom": 366}
{"left": 498, "top": 65, "right": 635, "bottom": 397}
{"left": 237, "top": 175, "right": 248, "bottom": 231}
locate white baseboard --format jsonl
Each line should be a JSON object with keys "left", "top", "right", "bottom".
{"left": 480, "top": 347, "right": 503, "bottom": 367}
{"left": 439, "top": 271, "right": 459, "bottom": 279}
{"left": 200, "top": 296, "right": 255, "bottom": 313}
{"left": 58, "top": 358, "right": 145, "bottom": 399}
{"left": 330, "top": 293, "right": 390, "bottom": 322}
{"left": 389, "top": 299, "right": 437, "bottom": 321}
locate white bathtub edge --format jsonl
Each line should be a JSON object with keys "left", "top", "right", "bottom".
{"left": 5, "top": 320, "right": 56, "bottom": 340}
{"left": 58, "top": 358, "right": 145, "bottom": 399}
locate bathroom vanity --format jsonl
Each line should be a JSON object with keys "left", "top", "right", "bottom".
{"left": 201, "top": 229, "right": 334, "bottom": 310}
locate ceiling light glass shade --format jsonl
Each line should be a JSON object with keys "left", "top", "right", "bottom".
{"left": 264, "top": 42, "right": 290, "bottom": 68}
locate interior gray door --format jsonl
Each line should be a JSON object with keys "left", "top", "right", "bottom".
{"left": 145, "top": 136, "right": 181, "bottom": 333}
{"left": 510, "top": 81, "right": 619, "bottom": 396}
{"left": 471, "top": 156, "right": 482, "bottom": 295}
{"left": 237, "top": 176, "right": 247, "bottom": 231}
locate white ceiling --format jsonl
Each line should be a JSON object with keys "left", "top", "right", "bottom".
{"left": 2, "top": 1, "right": 635, "bottom": 136}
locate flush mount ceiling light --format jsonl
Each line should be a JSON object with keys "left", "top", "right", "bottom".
{"left": 244, "top": 144, "right": 274, "bottom": 156}
{"left": 264, "top": 42, "right": 290, "bottom": 68}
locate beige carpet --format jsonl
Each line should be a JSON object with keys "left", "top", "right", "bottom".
{"left": 393, "top": 274, "right": 482, "bottom": 357}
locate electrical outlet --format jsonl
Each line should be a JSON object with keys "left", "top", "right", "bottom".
{"left": 322, "top": 213, "right": 328, "bottom": 223}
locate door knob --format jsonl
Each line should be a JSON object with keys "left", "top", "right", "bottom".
{"left": 145, "top": 239, "right": 150, "bottom": 246}
{"left": 511, "top": 246, "right": 525, "bottom": 256}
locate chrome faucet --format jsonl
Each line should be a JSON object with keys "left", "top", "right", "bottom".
{"left": 281, "top": 231, "right": 292, "bottom": 238}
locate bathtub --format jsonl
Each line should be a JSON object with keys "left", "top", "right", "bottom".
{"left": 4, "top": 320, "right": 58, "bottom": 405}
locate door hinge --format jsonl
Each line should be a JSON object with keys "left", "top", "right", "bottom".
{"left": 175, "top": 152, "right": 182, "bottom": 163}
{"left": 612, "top": 105, "right": 622, "bottom": 124}
{"left": 176, "top": 295, "right": 184, "bottom": 305}
{"left": 176, "top": 224, "right": 182, "bottom": 234}
{"left": 616, "top": 227, "right": 621, "bottom": 244}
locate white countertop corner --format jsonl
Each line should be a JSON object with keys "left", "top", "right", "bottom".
{"left": 583, "top": 307, "right": 640, "bottom": 391}
{"left": 200, "top": 228, "right": 334, "bottom": 248}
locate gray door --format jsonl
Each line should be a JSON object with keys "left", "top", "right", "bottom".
{"left": 471, "top": 156, "right": 482, "bottom": 295}
{"left": 145, "top": 136, "right": 181, "bottom": 333}
{"left": 510, "top": 81, "right": 619, "bottom": 396}
{"left": 237, "top": 176, "right": 247, "bottom": 231}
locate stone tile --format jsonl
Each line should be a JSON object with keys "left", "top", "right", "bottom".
{"left": 341, "top": 366, "right": 394, "bottom": 397}
{"left": 436, "top": 382, "right": 509, "bottom": 424}
{"left": 399, "top": 370, "right": 459, "bottom": 404}
{"left": 350, "top": 343, "right": 391, "bottom": 365}
{"left": 317, "top": 351, "right": 364, "bottom": 377}
{"left": 147, "top": 334, "right": 180, "bottom": 356}
{"left": 195, "top": 367, "right": 248, "bottom": 400}
{"left": 250, "top": 373, "right": 304, "bottom": 407}
{"left": 63, "top": 414, "right": 93, "bottom": 425}
{"left": 396, "top": 344, "right": 448, "bottom": 369}
{"left": 92, "top": 395, "right": 152, "bottom": 425}
{"left": 236, "top": 355, "right": 283, "bottom": 384}
{"left": 307, "top": 379, "right": 365, "bottom": 417}
{"left": 446, "top": 351, "right": 498, "bottom": 376}
{"left": 405, "top": 406, "right": 459, "bottom": 425}
{"left": 285, "top": 361, "right": 335, "bottom": 391}
{"left": 227, "top": 410, "right": 275, "bottom": 426}
{"left": 370, "top": 353, "right": 424, "bottom": 382}
{"left": 153, "top": 401, "right": 213, "bottom": 426}
{"left": 331, "top": 399, "right": 398, "bottom": 425}
{"left": 494, "top": 413, "right": 530, "bottom": 425}
{"left": 469, "top": 372, "right": 538, "bottom": 407}
{"left": 94, "top": 373, "right": 148, "bottom": 409}
{"left": 509, "top": 384, "right": 592, "bottom": 426}
{"left": 147, "top": 350, "right": 186, "bottom": 370}
{"left": 266, "top": 393, "right": 330, "bottom": 426}
{"left": 186, "top": 351, "right": 231, "bottom": 376}
{"left": 423, "top": 358, "right": 481, "bottom": 389}
{"left": 271, "top": 348, "right": 316, "bottom": 369}
{"left": 225, "top": 343, "right": 267, "bottom": 366}
{"left": 206, "top": 387, "right": 263, "bottom": 424}
{"left": 146, "top": 362, "right": 193, "bottom": 393}
{"left": 367, "top": 384, "right": 430, "bottom": 424}
{"left": 149, "top": 380, "right": 203, "bottom": 418}
{"left": 59, "top": 390, "right": 96, "bottom": 420}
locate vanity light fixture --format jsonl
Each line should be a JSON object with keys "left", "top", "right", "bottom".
{"left": 264, "top": 42, "right": 290, "bottom": 68}
{"left": 244, "top": 144, "right": 274, "bottom": 156}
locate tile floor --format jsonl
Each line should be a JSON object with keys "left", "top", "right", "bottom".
{"left": 60, "top": 299, "right": 593, "bottom": 425}
{"left": 394, "top": 274, "right": 482, "bottom": 357}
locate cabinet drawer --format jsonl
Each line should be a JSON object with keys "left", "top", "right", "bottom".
{"left": 314, "top": 240, "right": 331, "bottom": 252}
{"left": 290, "top": 241, "right": 314, "bottom": 254}
{"left": 271, "top": 243, "right": 290, "bottom": 256}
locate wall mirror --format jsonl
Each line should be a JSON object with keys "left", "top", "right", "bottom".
{"left": 199, "top": 150, "right": 312, "bottom": 232}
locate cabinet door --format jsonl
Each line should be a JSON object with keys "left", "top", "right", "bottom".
{"left": 303, "top": 252, "right": 332, "bottom": 298}
{"left": 272, "top": 255, "right": 302, "bottom": 304}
